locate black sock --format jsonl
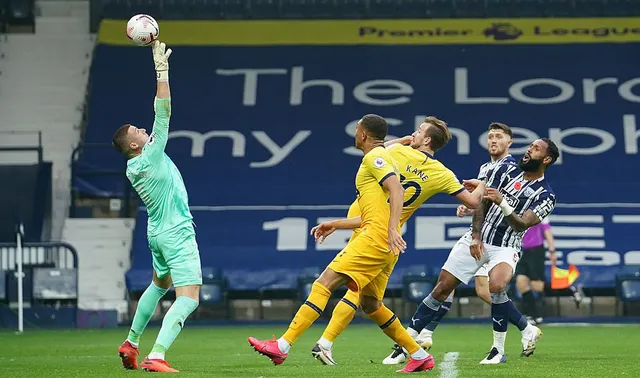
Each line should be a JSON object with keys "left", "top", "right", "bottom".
{"left": 521, "top": 291, "right": 537, "bottom": 318}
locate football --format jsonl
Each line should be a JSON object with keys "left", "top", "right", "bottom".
{"left": 126, "top": 14, "right": 159, "bottom": 46}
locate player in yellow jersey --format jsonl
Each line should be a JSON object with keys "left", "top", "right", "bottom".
{"left": 308, "top": 116, "right": 486, "bottom": 366}
{"left": 248, "top": 114, "right": 437, "bottom": 373}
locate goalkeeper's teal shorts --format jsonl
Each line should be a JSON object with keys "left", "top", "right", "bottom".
{"left": 148, "top": 225, "right": 202, "bottom": 287}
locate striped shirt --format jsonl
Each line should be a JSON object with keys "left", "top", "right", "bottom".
{"left": 477, "top": 155, "right": 516, "bottom": 181}
{"left": 478, "top": 160, "right": 556, "bottom": 250}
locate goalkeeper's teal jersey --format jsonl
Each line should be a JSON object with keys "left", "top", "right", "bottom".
{"left": 126, "top": 97, "right": 193, "bottom": 236}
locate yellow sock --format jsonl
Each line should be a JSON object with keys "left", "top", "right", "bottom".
{"left": 368, "top": 305, "right": 421, "bottom": 355}
{"left": 322, "top": 289, "right": 360, "bottom": 342}
{"left": 282, "top": 282, "right": 332, "bottom": 345}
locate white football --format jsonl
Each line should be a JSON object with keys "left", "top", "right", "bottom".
{"left": 126, "top": 14, "right": 159, "bottom": 46}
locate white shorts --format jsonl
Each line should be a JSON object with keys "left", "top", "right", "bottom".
{"left": 442, "top": 232, "right": 520, "bottom": 285}
{"left": 475, "top": 264, "right": 489, "bottom": 278}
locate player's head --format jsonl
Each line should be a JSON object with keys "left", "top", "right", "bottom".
{"left": 519, "top": 138, "right": 559, "bottom": 172}
{"left": 411, "top": 116, "right": 451, "bottom": 152}
{"left": 355, "top": 114, "right": 388, "bottom": 150}
{"left": 487, "top": 122, "right": 513, "bottom": 158}
{"left": 112, "top": 124, "right": 149, "bottom": 158}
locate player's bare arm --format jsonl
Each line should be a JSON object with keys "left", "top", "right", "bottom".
{"left": 383, "top": 175, "right": 407, "bottom": 255}
{"left": 310, "top": 216, "right": 362, "bottom": 243}
{"left": 483, "top": 187, "right": 541, "bottom": 232}
{"left": 470, "top": 199, "right": 488, "bottom": 260}
{"left": 454, "top": 180, "right": 485, "bottom": 209}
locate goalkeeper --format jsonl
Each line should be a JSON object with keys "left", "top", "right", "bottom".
{"left": 111, "top": 41, "right": 201, "bottom": 373}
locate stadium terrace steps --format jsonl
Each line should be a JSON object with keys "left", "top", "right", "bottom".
{"left": 63, "top": 218, "right": 135, "bottom": 320}
{"left": 0, "top": 10, "right": 95, "bottom": 240}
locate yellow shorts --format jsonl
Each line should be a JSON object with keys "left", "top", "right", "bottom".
{"left": 327, "top": 231, "right": 398, "bottom": 300}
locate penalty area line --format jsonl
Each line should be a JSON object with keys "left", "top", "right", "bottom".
{"left": 440, "top": 352, "right": 459, "bottom": 378}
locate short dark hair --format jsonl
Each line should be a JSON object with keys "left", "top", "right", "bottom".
{"left": 423, "top": 116, "right": 451, "bottom": 153}
{"left": 112, "top": 124, "right": 132, "bottom": 156}
{"left": 360, "top": 114, "right": 388, "bottom": 140}
{"left": 488, "top": 122, "right": 513, "bottom": 138}
{"left": 541, "top": 137, "right": 559, "bottom": 166}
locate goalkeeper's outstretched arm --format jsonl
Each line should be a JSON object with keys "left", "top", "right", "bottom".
{"left": 146, "top": 40, "right": 173, "bottom": 162}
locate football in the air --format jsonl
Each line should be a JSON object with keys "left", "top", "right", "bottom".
{"left": 126, "top": 14, "right": 159, "bottom": 46}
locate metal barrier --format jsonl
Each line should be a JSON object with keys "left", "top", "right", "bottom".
{"left": 0, "top": 130, "right": 43, "bottom": 164}
{"left": 0, "top": 242, "right": 78, "bottom": 271}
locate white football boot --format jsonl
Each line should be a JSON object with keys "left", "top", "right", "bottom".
{"left": 480, "top": 347, "right": 507, "bottom": 364}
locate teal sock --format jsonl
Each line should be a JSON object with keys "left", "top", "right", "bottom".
{"left": 150, "top": 296, "right": 199, "bottom": 356}
{"left": 127, "top": 282, "right": 168, "bottom": 345}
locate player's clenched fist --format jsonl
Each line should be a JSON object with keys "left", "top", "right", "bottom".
{"left": 456, "top": 205, "right": 472, "bottom": 218}
{"left": 388, "top": 229, "right": 407, "bottom": 256}
{"left": 483, "top": 187, "right": 504, "bottom": 205}
{"left": 310, "top": 221, "right": 336, "bottom": 244}
{"left": 470, "top": 237, "right": 485, "bottom": 261}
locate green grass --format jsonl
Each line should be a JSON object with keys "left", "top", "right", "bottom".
{"left": 0, "top": 324, "right": 638, "bottom": 377}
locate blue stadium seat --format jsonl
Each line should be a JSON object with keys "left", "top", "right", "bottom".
{"left": 161, "top": 0, "right": 188, "bottom": 19}
{"left": 279, "top": 0, "right": 305, "bottom": 18}
{"left": 485, "top": 0, "right": 511, "bottom": 17}
{"left": 247, "top": 0, "right": 281, "bottom": 18}
{"left": 128, "top": 0, "right": 163, "bottom": 18}
{"left": 453, "top": 0, "right": 486, "bottom": 18}
{"left": 297, "top": 267, "right": 321, "bottom": 301}
{"left": 125, "top": 269, "right": 156, "bottom": 294}
{"left": 402, "top": 264, "right": 435, "bottom": 303}
{"left": 369, "top": 0, "right": 427, "bottom": 18}
{"left": 336, "top": 0, "right": 369, "bottom": 18}
{"left": 487, "top": 0, "right": 545, "bottom": 17}
{"left": 573, "top": 0, "right": 604, "bottom": 16}
{"left": 220, "top": 0, "right": 250, "bottom": 19}
{"left": 603, "top": 0, "right": 640, "bottom": 16}
{"left": 188, "top": 0, "right": 225, "bottom": 19}
{"left": 544, "top": 0, "right": 575, "bottom": 17}
{"left": 101, "top": 0, "right": 131, "bottom": 19}
{"left": 425, "top": 0, "right": 455, "bottom": 18}
{"left": 616, "top": 269, "right": 640, "bottom": 316}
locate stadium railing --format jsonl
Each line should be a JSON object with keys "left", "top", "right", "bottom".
{"left": 89, "top": 0, "right": 640, "bottom": 32}
{"left": 0, "top": 130, "right": 43, "bottom": 163}
{"left": 0, "top": 239, "right": 79, "bottom": 329}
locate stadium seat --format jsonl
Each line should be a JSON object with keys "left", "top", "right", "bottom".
{"left": 573, "top": 0, "right": 604, "bottom": 16}
{"left": 369, "top": 0, "right": 427, "bottom": 18}
{"left": 453, "top": 0, "right": 487, "bottom": 18}
{"left": 32, "top": 268, "right": 78, "bottom": 301}
{"left": 336, "top": 0, "right": 369, "bottom": 18}
{"left": 100, "top": 0, "right": 132, "bottom": 20}
{"left": 401, "top": 264, "right": 435, "bottom": 317}
{"left": 0, "top": 270, "right": 6, "bottom": 302}
{"left": 603, "top": 0, "right": 640, "bottom": 16}
{"left": 247, "top": 0, "right": 281, "bottom": 18}
{"left": 544, "top": 0, "right": 575, "bottom": 17}
{"left": 616, "top": 268, "right": 640, "bottom": 316}
{"left": 196, "top": 268, "right": 230, "bottom": 319}
{"left": 128, "top": 0, "right": 162, "bottom": 17}
{"left": 425, "top": 0, "right": 455, "bottom": 18}
{"left": 297, "top": 266, "right": 322, "bottom": 301}
{"left": 221, "top": 0, "right": 250, "bottom": 19}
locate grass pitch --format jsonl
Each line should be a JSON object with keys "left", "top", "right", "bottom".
{"left": 1, "top": 323, "right": 638, "bottom": 377}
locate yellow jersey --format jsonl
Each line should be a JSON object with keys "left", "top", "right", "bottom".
{"left": 348, "top": 144, "right": 464, "bottom": 241}
{"left": 353, "top": 146, "right": 400, "bottom": 247}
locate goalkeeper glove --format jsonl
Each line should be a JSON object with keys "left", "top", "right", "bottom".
{"left": 152, "top": 40, "right": 172, "bottom": 82}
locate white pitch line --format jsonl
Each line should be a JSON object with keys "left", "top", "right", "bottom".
{"left": 440, "top": 352, "right": 459, "bottom": 378}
